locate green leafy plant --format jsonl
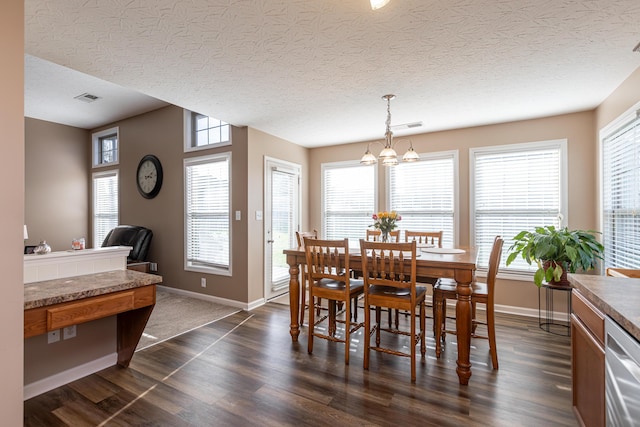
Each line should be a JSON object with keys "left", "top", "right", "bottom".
{"left": 506, "top": 226, "right": 604, "bottom": 287}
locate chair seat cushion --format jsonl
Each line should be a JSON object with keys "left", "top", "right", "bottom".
{"left": 369, "top": 285, "right": 427, "bottom": 299}
{"left": 315, "top": 278, "right": 364, "bottom": 292}
{"left": 434, "top": 278, "right": 488, "bottom": 296}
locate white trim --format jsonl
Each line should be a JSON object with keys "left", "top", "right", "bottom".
{"left": 92, "top": 126, "right": 119, "bottom": 168}
{"left": 24, "top": 353, "right": 117, "bottom": 400}
{"left": 183, "top": 152, "right": 233, "bottom": 276}
{"left": 263, "top": 157, "right": 301, "bottom": 301}
{"left": 598, "top": 100, "right": 640, "bottom": 241}
{"left": 158, "top": 285, "right": 263, "bottom": 311}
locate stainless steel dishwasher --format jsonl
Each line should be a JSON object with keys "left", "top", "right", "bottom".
{"left": 605, "top": 316, "right": 640, "bottom": 426}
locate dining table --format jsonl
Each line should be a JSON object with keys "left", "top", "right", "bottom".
{"left": 284, "top": 243, "right": 479, "bottom": 385}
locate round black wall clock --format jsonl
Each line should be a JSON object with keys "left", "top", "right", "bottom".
{"left": 136, "top": 154, "right": 163, "bottom": 199}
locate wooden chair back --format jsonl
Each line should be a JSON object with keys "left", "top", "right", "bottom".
{"left": 359, "top": 239, "right": 417, "bottom": 294}
{"left": 303, "top": 237, "right": 350, "bottom": 286}
{"left": 365, "top": 229, "right": 400, "bottom": 242}
{"left": 405, "top": 230, "right": 443, "bottom": 247}
{"left": 485, "top": 236, "right": 504, "bottom": 304}
{"left": 296, "top": 229, "right": 318, "bottom": 246}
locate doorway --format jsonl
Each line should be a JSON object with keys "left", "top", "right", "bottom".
{"left": 264, "top": 157, "right": 301, "bottom": 301}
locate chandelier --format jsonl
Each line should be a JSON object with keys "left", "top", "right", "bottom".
{"left": 360, "top": 94, "right": 420, "bottom": 166}
{"left": 370, "top": 0, "right": 391, "bottom": 10}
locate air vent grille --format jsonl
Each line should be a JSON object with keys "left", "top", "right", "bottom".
{"left": 74, "top": 93, "right": 101, "bottom": 103}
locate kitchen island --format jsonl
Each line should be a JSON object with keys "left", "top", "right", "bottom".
{"left": 569, "top": 273, "right": 640, "bottom": 427}
{"left": 24, "top": 269, "right": 162, "bottom": 367}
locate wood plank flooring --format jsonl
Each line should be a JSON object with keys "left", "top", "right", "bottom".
{"left": 24, "top": 303, "right": 576, "bottom": 426}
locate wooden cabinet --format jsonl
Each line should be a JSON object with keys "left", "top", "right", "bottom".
{"left": 571, "top": 289, "right": 605, "bottom": 427}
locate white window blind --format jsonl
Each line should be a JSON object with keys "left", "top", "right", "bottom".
{"left": 389, "top": 152, "right": 456, "bottom": 246}
{"left": 322, "top": 162, "right": 376, "bottom": 240}
{"left": 185, "top": 153, "right": 231, "bottom": 274}
{"left": 603, "top": 110, "right": 640, "bottom": 269}
{"left": 92, "top": 170, "right": 119, "bottom": 246}
{"left": 471, "top": 140, "right": 566, "bottom": 270}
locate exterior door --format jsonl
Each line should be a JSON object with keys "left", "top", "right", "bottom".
{"left": 264, "top": 157, "right": 300, "bottom": 301}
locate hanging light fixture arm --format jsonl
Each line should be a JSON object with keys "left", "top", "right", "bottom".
{"left": 360, "top": 94, "right": 420, "bottom": 165}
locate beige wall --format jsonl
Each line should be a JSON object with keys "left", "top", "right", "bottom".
{"left": 92, "top": 107, "right": 251, "bottom": 302}
{"left": 309, "top": 110, "right": 598, "bottom": 311}
{"left": 25, "top": 118, "right": 90, "bottom": 251}
{"left": 596, "top": 67, "right": 640, "bottom": 131}
{"left": 0, "top": 0, "right": 25, "bottom": 421}
{"left": 247, "top": 128, "right": 309, "bottom": 303}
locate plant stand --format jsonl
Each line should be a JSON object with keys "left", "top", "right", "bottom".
{"left": 538, "top": 283, "right": 572, "bottom": 336}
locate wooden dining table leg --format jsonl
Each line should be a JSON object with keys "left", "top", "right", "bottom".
{"left": 287, "top": 253, "right": 301, "bottom": 342}
{"left": 455, "top": 271, "right": 474, "bottom": 385}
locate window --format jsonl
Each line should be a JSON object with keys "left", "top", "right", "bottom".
{"left": 184, "top": 152, "right": 231, "bottom": 275}
{"left": 184, "top": 110, "right": 231, "bottom": 152}
{"left": 388, "top": 151, "right": 458, "bottom": 246}
{"left": 92, "top": 170, "right": 119, "bottom": 246}
{"left": 470, "top": 140, "right": 567, "bottom": 271}
{"left": 602, "top": 105, "right": 640, "bottom": 269}
{"left": 322, "top": 161, "right": 376, "bottom": 240}
{"left": 92, "top": 127, "right": 119, "bottom": 167}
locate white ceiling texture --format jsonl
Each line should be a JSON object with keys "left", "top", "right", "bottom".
{"left": 24, "top": 0, "right": 640, "bottom": 147}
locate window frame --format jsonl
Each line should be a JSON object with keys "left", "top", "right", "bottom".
{"left": 321, "top": 160, "right": 378, "bottom": 240}
{"left": 183, "top": 110, "right": 232, "bottom": 153}
{"left": 183, "top": 151, "right": 233, "bottom": 276}
{"left": 386, "top": 150, "right": 459, "bottom": 246}
{"left": 92, "top": 169, "right": 119, "bottom": 247}
{"left": 92, "top": 127, "right": 119, "bottom": 168}
{"left": 599, "top": 100, "right": 640, "bottom": 270}
{"left": 470, "top": 139, "right": 568, "bottom": 277}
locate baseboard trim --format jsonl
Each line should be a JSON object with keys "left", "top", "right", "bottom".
{"left": 24, "top": 353, "right": 117, "bottom": 401}
{"left": 157, "top": 285, "right": 263, "bottom": 311}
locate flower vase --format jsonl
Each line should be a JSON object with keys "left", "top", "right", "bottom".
{"left": 382, "top": 231, "right": 389, "bottom": 242}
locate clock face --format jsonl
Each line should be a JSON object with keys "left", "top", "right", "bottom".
{"left": 136, "top": 155, "right": 163, "bottom": 199}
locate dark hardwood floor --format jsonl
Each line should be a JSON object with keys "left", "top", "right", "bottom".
{"left": 24, "top": 302, "right": 576, "bottom": 426}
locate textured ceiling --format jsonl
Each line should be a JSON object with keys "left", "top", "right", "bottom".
{"left": 24, "top": 0, "right": 640, "bottom": 147}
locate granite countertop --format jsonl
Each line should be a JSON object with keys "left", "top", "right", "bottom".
{"left": 24, "top": 270, "right": 163, "bottom": 310}
{"left": 569, "top": 273, "right": 640, "bottom": 342}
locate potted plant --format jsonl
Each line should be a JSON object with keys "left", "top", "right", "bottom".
{"left": 506, "top": 225, "right": 604, "bottom": 287}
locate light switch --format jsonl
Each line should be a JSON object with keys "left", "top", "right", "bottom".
{"left": 235, "top": 210, "right": 241, "bottom": 221}
{"left": 255, "top": 210, "right": 263, "bottom": 221}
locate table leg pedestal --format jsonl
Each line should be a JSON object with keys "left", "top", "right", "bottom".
{"left": 455, "top": 275, "right": 473, "bottom": 385}
{"left": 287, "top": 256, "right": 301, "bottom": 342}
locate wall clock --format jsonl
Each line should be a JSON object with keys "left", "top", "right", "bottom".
{"left": 136, "top": 154, "right": 163, "bottom": 199}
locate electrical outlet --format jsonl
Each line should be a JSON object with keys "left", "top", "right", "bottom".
{"left": 63, "top": 325, "right": 76, "bottom": 340}
{"left": 201, "top": 277, "right": 206, "bottom": 288}
{"left": 150, "top": 262, "right": 158, "bottom": 272}
{"left": 47, "top": 330, "right": 60, "bottom": 344}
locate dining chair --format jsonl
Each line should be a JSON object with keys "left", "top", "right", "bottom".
{"left": 304, "top": 237, "right": 364, "bottom": 365}
{"left": 386, "top": 230, "right": 443, "bottom": 329}
{"left": 366, "top": 228, "right": 400, "bottom": 242}
{"left": 359, "top": 239, "right": 426, "bottom": 382}
{"left": 405, "top": 230, "right": 443, "bottom": 247}
{"left": 365, "top": 228, "right": 401, "bottom": 327}
{"left": 296, "top": 229, "right": 318, "bottom": 326}
{"left": 433, "top": 236, "right": 504, "bottom": 369}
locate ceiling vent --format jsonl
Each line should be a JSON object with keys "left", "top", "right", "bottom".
{"left": 74, "top": 93, "right": 101, "bottom": 103}
{"left": 391, "top": 121, "right": 423, "bottom": 131}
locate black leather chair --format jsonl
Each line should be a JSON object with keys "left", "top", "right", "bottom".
{"left": 101, "top": 225, "right": 153, "bottom": 263}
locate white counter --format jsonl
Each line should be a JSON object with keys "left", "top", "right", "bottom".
{"left": 24, "top": 246, "right": 132, "bottom": 284}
